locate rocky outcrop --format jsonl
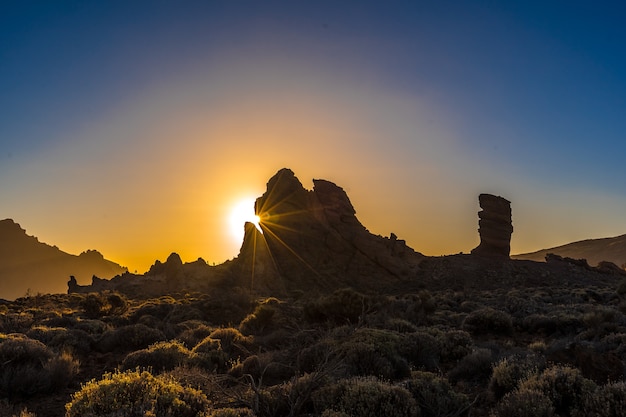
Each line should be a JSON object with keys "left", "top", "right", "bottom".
{"left": 68, "top": 169, "right": 424, "bottom": 297}
{"left": 234, "top": 168, "right": 424, "bottom": 294}
{"left": 471, "top": 194, "right": 513, "bottom": 258}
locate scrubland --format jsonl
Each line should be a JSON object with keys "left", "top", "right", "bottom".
{"left": 1, "top": 280, "right": 626, "bottom": 416}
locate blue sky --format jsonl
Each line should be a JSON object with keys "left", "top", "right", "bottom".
{"left": 1, "top": 1, "right": 625, "bottom": 272}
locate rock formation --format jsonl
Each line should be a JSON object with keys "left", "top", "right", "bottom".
{"left": 69, "top": 168, "right": 424, "bottom": 297}
{"left": 235, "top": 168, "right": 424, "bottom": 294}
{"left": 471, "top": 193, "right": 513, "bottom": 258}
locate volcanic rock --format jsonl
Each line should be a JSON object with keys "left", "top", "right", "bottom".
{"left": 471, "top": 194, "right": 513, "bottom": 258}
{"left": 233, "top": 168, "right": 424, "bottom": 294}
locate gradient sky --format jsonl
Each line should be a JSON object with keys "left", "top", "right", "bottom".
{"left": 1, "top": 1, "right": 625, "bottom": 275}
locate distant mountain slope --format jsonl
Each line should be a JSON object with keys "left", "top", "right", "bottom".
{"left": 513, "top": 234, "right": 626, "bottom": 267}
{"left": 0, "top": 219, "right": 127, "bottom": 300}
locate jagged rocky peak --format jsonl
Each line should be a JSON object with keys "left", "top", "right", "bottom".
{"left": 471, "top": 193, "right": 513, "bottom": 257}
{"left": 237, "top": 168, "right": 423, "bottom": 293}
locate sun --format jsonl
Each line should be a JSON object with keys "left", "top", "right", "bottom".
{"left": 228, "top": 198, "right": 262, "bottom": 243}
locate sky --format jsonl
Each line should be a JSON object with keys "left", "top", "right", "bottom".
{"left": 1, "top": 1, "right": 625, "bottom": 274}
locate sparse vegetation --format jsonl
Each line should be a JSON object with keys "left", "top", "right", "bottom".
{"left": 0, "top": 280, "right": 625, "bottom": 416}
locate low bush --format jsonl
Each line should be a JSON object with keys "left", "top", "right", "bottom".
{"left": 191, "top": 336, "right": 229, "bottom": 372}
{"left": 488, "top": 356, "right": 540, "bottom": 400}
{"left": 438, "top": 330, "right": 473, "bottom": 363}
{"left": 304, "top": 289, "right": 382, "bottom": 325}
{"left": 313, "top": 376, "right": 419, "bottom": 417}
{"left": 517, "top": 365, "right": 596, "bottom": 416}
{"left": 26, "top": 326, "right": 93, "bottom": 354}
{"left": 449, "top": 348, "right": 494, "bottom": 383}
{"left": 0, "top": 336, "right": 79, "bottom": 398}
{"left": 403, "top": 371, "right": 470, "bottom": 417}
{"left": 177, "top": 323, "right": 214, "bottom": 348}
{"left": 121, "top": 340, "right": 194, "bottom": 372}
{"left": 490, "top": 388, "right": 555, "bottom": 417}
{"left": 462, "top": 308, "right": 513, "bottom": 336}
{"left": 207, "top": 408, "right": 256, "bottom": 417}
{"left": 97, "top": 323, "right": 166, "bottom": 352}
{"left": 581, "top": 381, "right": 626, "bottom": 417}
{"left": 208, "top": 327, "right": 252, "bottom": 358}
{"left": 340, "top": 328, "right": 411, "bottom": 380}
{"left": 65, "top": 369, "right": 210, "bottom": 417}
{"left": 239, "top": 298, "right": 282, "bottom": 336}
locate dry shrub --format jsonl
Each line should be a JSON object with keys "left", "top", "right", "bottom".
{"left": 0, "top": 336, "right": 79, "bottom": 398}
{"left": 26, "top": 326, "right": 93, "bottom": 354}
{"left": 97, "top": 323, "right": 166, "bottom": 352}
{"left": 77, "top": 291, "right": 129, "bottom": 318}
{"left": 403, "top": 371, "right": 470, "bottom": 417}
{"left": 178, "top": 323, "right": 215, "bottom": 348}
{"left": 313, "top": 376, "right": 419, "bottom": 417}
{"left": 122, "top": 340, "right": 194, "bottom": 372}
{"left": 304, "top": 288, "right": 383, "bottom": 325}
{"left": 582, "top": 381, "right": 626, "bottom": 417}
{"left": 488, "top": 356, "right": 542, "bottom": 400}
{"left": 208, "top": 327, "right": 253, "bottom": 358}
{"left": 207, "top": 408, "right": 255, "bottom": 417}
{"left": 438, "top": 330, "right": 473, "bottom": 363}
{"left": 239, "top": 299, "right": 279, "bottom": 336}
{"left": 191, "top": 336, "right": 229, "bottom": 372}
{"left": 449, "top": 348, "right": 494, "bottom": 383}
{"left": 490, "top": 388, "right": 555, "bottom": 417}
{"left": 65, "top": 369, "right": 209, "bottom": 417}
{"left": 517, "top": 365, "right": 596, "bottom": 417}
{"left": 462, "top": 308, "right": 513, "bottom": 335}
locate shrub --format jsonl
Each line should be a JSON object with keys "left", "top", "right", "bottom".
{"left": 0, "top": 336, "right": 79, "bottom": 398}
{"left": 581, "top": 381, "right": 626, "bottom": 417}
{"left": 207, "top": 408, "right": 256, "bottom": 417}
{"left": 208, "top": 327, "right": 252, "bottom": 358}
{"left": 438, "top": 330, "right": 473, "bottom": 363}
{"left": 489, "top": 356, "right": 539, "bottom": 400}
{"left": 340, "top": 328, "right": 412, "bottom": 380}
{"left": 403, "top": 371, "right": 470, "bottom": 417}
{"left": 313, "top": 376, "right": 419, "bottom": 417}
{"left": 389, "top": 292, "right": 436, "bottom": 324}
{"left": 462, "top": 308, "right": 513, "bottom": 335}
{"left": 26, "top": 326, "right": 93, "bottom": 354}
{"left": 449, "top": 348, "right": 494, "bottom": 383}
{"left": 0, "top": 312, "right": 34, "bottom": 333}
{"left": 65, "top": 369, "right": 210, "bottom": 417}
{"left": 490, "top": 388, "right": 555, "bottom": 417}
{"left": 304, "top": 288, "right": 382, "bottom": 325}
{"left": 80, "top": 293, "right": 108, "bottom": 318}
{"left": 106, "top": 292, "right": 129, "bottom": 316}
{"left": 518, "top": 365, "right": 596, "bottom": 416}
{"left": 239, "top": 298, "right": 283, "bottom": 336}
{"left": 122, "top": 340, "right": 194, "bottom": 372}
{"left": 177, "top": 323, "right": 214, "bottom": 348}
{"left": 191, "top": 336, "right": 229, "bottom": 372}
{"left": 97, "top": 323, "right": 166, "bottom": 352}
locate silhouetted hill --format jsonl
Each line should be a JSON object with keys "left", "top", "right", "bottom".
{"left": 513, "top": 234, "right": 626, "bottom": 268}
{"left": 0, "top": 219, "right": 127, "bottom": 300}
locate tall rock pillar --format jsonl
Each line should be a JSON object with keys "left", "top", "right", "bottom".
{"left": 471, "top": 194, "right": 513, "bottom": 257}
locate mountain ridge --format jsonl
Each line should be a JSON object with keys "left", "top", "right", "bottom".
{"left": 0, "top": 218, "right": 127, "bottom": 300}
{"left": 513, "top": 233, "right": 626, "bottom": 267}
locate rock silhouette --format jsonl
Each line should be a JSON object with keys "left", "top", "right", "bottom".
{"left": 0, "top": 219, "right": 126, "bottom": 300}
{"left": 235, "top": 168, "right": 424, "bottom": 293}
{"left": 471, "top": 193, "right": 513, "bottom": 258}
{"left": 66, "top": 169, "right": 626, "bottom": 297}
